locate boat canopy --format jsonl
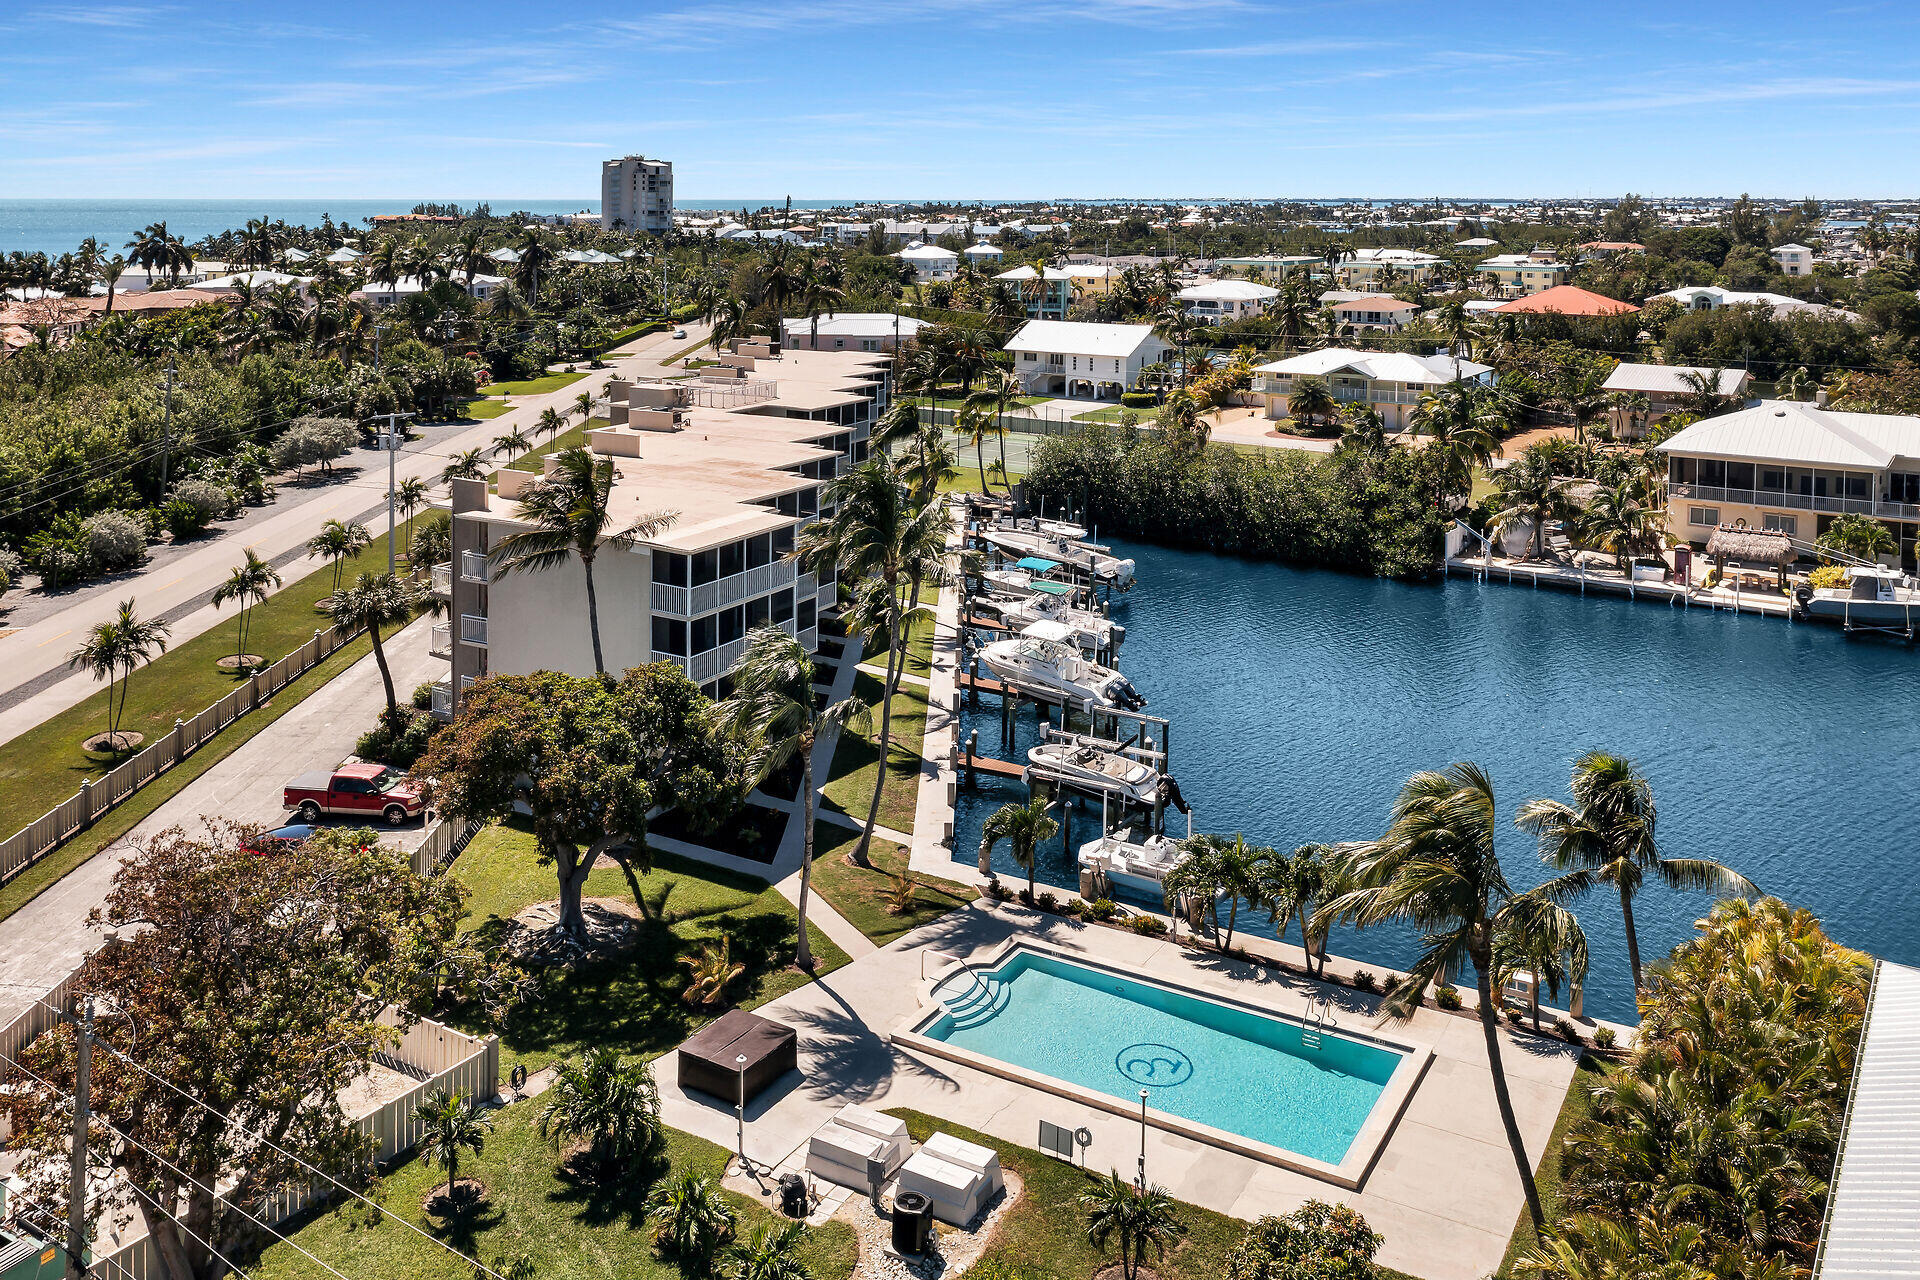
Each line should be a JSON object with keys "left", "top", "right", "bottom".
{"left": 1022, "top": 620, "right": 1078, "bottom": 644}
{"left": 1030, "top": 581, "right": 1074, "bottom": 596}
{"left": 1015, "top": 556, "right": 1061, "bottom": 572}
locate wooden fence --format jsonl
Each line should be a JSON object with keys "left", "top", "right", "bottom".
{"left": 0, "top": 625, "right": 357, "bottom": 889}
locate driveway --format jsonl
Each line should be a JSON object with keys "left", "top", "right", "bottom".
{"left": 0, "top": 616, "right": 441, "bottom": 1024}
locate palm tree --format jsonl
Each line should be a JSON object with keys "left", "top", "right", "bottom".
{"left": 1517, "top": 751, "right": 1756, "bottom": 999}
{"left": 98, "top": 255, "right": 126, "bottom": 313}
{"left": 491, "top": 425, "right": 533, "bottom": 459}
{"left": 965, "top": 370, "right": 1021, "bottom": 487}
{"left": 646, "top": 1172, "right": 737, "bottom": 1265}
{"left": 1411, "top": 381, "right": 1504, "bottom": 507}
{"left": 452, "top": 226, "right": 490, "bottom": 290}
{"left": 306, "top": 517, "right": 371, "bottom": 596}
{"left": 1315, "top": 762, "right": 1586, "bottom": 1233}
{"left": 440, "top": 448, "right": 487, "bottom": 485}
{"left": 538, "top": 1048, "right": 661, "bottom": 1177}
{"left": 1167, "top": 833, "right": 1266, "bottom": 951}
{"left": 68, "top": 600, "right": 171, "bottom": 752}
{"left": 1284, "top": 375, "right": 1336, "bottom": 434}
{"left": 1576, "top": 480, "right": 1666, "bottom": 574}
{"left": 729, "top": 1220, "right": 810, "bottom": 1280}
{"left": 1775, "top": 366, "right": 1816, "bottom": 402}
{"left": 412, "top": 1088, "right": 493, "bottom": 1210}
{"left": 982, "top": 796, "right": 1058, "bottom": 900}
{"left": 209, "top": 550, "right": 281, "bottom": 667}
{"left": 535, "top": 406, "right": 565, "bottom": 443}
{"left": 1557, "top": 367, "right": 1611, "bottom": 447}
{"left": 1489, "top": 448, "right": 1574, "bottom": 561}
{"left": 1677, "top": 367, "right": 1736, "bottom": 418}
{"left": 714, "top": 628, "right": 866, "bottom": 971}
{"left": 1337, "top": 403, "right": 1388, "bottom": 458}
{"left": 796, "top": 456, "right": 948, "bottom": 864}
{"left": 396, "top": 476, "right": 430, "bottom": 559}
{"left": 897, "top": 423, "right": 959, "bottom": 507}
{"left": 511, "top": 227, "right": 555, "bottom": 302}
{"left": 572, "top": 390, "right": 595, "bottom": 425}
{"left": 325, "top": 572, "right": 423, "bottom": 727}
{"left": 126, "top": 221, "right": 191, "bottom": 286}
{"left": 488, "top": 447, "right": 674, "bottom": 676}
{"left": 1082, "top": 1172, "right": 1184, "bottom": 1280}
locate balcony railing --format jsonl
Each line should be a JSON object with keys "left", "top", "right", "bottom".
{"left": 459, "top": 550, "right": 490, "bottom": 583}
{"left": 1669, "top": 483, "right": 1920, "bottom": 521}
{"left": 429, "top": 622, "right": 452, "bottom": 658}
{"left": 648, "top": 559, "right": 797, "bottom": 618}
{"left": 459, "top": 614, "right": 488, "bottom": 647}
{"left": 430, "top": 563, "right": 452, "bottom": 596}
{"left": 429, "top": 680, "right": 454, "bottom": 719}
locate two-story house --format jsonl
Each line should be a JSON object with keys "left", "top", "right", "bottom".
{"left": 1321, "top": 291, "right": 1419, "bottom": 332}
{"left": 1771, "top": 243, "right": 1816, "bottom": 277}
{"left": 1253, "top": 349, "right": 1493, "bottom": 432}
{"left": 1599, "top": 363, "right": 1751, "bottom": 437}
{"left": 1003, "top": 320, "right": 1169, "bottom": 400}
{"left": 1178, "top": 280, "right": 1279, "bottom": 323}
{"left": 1477, "top": 253, "right": 1568, "bottom": 296}
{"left": 1337, "top": 248, "right": 1445, "bottom": 288}
{"left": 896, "top": 243, "right": 959, "bottom": 282}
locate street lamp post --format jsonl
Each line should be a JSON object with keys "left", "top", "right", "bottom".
{"left": 735, "top": 1053, "right": 749, "bottom": 1172}
{"left": 1136, "top": 1088, "right": 1149, "bottom": 1188}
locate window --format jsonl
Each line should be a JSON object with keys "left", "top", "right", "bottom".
{"left": 1763, "top": 513, "right": 1798, "bottom": 536}
{"left": 691, "top": 548, "right": 720, "bottom": 586}
{"left": 718, "top": 605, "right": 745, "bottom": 645}
{"left": 719, "top": 539, "right": 745, "bottom": 578}
{"left": 771, "top": 588, "right": 794, "bottom": 624}
{"left": 773, "top": 525, "right": 796, "bottom": 557}
{"left": 798, "top": 598, "right": 817, "bottom": 632}
{"left": 691, "top": 613, "right": 718, "bottom": 654}
{"left": 1022, "top": 351, "right": 1036, "bottom": 362}
{"left": 746, "top": 533, "right": 772, "bottom": 569}
{"left": 746, "top": 595, "right": 771, "bottom": 628}
{"left": 334, "top": 776, "right": 371, "bottom": 795}
{"left": 1688, "top": 506, "right": 1720, "bottom": 527}
{"left": 651, "top": 616, "right": 686, "bottom": 656}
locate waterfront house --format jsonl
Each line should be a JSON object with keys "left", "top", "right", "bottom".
{"left": 780, "top": 312, "right": 925, "bottom": 352}
{"left": 1253, "top": 348, "right": 1493, "bottom": 432}
{"left": 997, "top": 265, "right": 1074, "bottom": 319}
{"left": 1477, "top": 253, "right": 1568, "bottom": 296}
{"left": 1771, "top": 243, "right": 1815, "bottom": 276}
{"left": 1004, "top": 320, "right": 1169, "bottom": 400}
{"left": 1600, "top": 363, "right": 1752, "bottom": 436}
{"left": 1492, "top": 285, "right": 1639, "bottom": 318}
{"left": 1178, "top": 280, "right": 1278, "bottom": 323}
{"left": 896, "top": 243, "right": 960, "bottom": 282}
{"left": 1321, "top": 291, "right": 1419, "bottom": 332}
{"left": 1657, "top": 399, "right": 1920, "bottom": 565}
{"left": 352, "top": 273, "right": 506, "bottom": 307}
{"left": 1657, "top": 285, "right": 1856, "bottom": 321}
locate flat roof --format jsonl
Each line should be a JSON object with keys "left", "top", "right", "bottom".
{"left": 1817, "top": 960, "right": 1920, "bottom": 1280}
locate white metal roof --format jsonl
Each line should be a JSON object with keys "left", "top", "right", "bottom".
{"left": 1480, "top": 253, "right": 1566, "bottom": 269}
{"left": 1601, "top": 363, "right": 1751, "bottom": 397}
{"left": 1004, "top": 320, "right": 1163, "bottom": 359}
{"left": 1656, "top": 400, "right": 1920, "bottom": 469}
{"left": 1178, "top": 281, "right": 1279, "bottom": 302}
{"left": 897, "top": 243, "right": 959, "bottom": 261}
{"left": 1817, "top": 961, "right": 1920, "bottom": 1280}
{"left": 779, "top": 312, "right": 926, "bottom": 340}
{"left": 1254, "top": 348, "right": 1491, "bottom": 384}
{"left": 1344, "top": 247, "right": 1443, "bottom": 266}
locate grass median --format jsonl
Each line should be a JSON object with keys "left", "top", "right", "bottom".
{"left": 481, "top": 370, "right": 591, "bottom": 397}
{"left": 819, "top": 672, "right": 927, "bottom": 837}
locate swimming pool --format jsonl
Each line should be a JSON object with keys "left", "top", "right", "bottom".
{"left": 900, "top": 944, "right": 1428, "bottom": 1184}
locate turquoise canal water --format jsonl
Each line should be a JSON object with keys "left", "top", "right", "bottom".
{"left": 924, "top": 949, "right": 1400, "bottom": 1164}
{"left": 952, "top": 536, "right": 1920, "bottom": 1024}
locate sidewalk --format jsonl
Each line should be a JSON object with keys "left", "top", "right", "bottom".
{"left": 0, "top": 616, "right": 441, "bottom": 1024}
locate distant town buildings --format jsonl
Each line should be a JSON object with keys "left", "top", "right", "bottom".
{"left": 601, "top": 154, "right": 674, "bottom": 234}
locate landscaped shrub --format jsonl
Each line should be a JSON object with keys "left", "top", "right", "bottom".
{"left": 1129, "top": 914, "right": 1167, "bottom": 936}
{"left": 33, "top": 509, "right": 152, "bottom": 586}
{"left": 1120, "top": 391, "right": 1158, "bottom": 409}
{"left": 355, "top": 711, "right": 441, "bottom": 769}
{"left": 1086, "top": 898, "right": 1117, "bottom": 922}
{"left": 1554, "top": 1016, "right": 1582, "bottom": 1043}
{"left": 1351, "top": 970, "right": 1378, "bottom": 992}
{"left": 1505, "top": 1006, "right": 1527, "bottom": 1026}
{"left": 1592, "top": 1025, "right": 1617, "bottom": 1051}
{"left": 165, "top": 478, "right": 230, "bottom": 536}
{"left": 1808, "top": 564, "right": 1848, "bottom": 589}
{"left": 1224, "top": 1200, "right": 1382, "bottom": 1280}
{"left": 271, "top": 416, "right": 359, "bottom": 476}
{"left": 82, "top": 510, "right": 148, "bottom": 571}
{"left": 984, "top": 876, "right": 1010, "bottom": 900}
{"left": 1434, "top": 983, "right": 1463, "bottom": 1010}
{"left": 412, "top": 681, "right": 437, "bottom": 711}
{"left": 0, "top": 546, "right": 22, "bottom": 600}
{"left": 1034, "top": 890, "right": 1058, "bottom": 912}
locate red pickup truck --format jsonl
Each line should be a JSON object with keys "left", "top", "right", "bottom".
{"left": 283, "top": 762, "right": 426, "bottom": 826}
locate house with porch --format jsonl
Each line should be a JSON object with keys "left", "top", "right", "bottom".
{"left": 1322, "top": 291, "right": 1419, "bottom": 332}
{"left": 1477, "top": 253, "right": 1568, "bottom": 296}
{"left": 1338, "top": 248, "right": 1445, "bottom": 288}
{"left": 997, "top": 265, "right": 1074, "bottom": 319}
{"left": 1657, "top": 399, "right": 1920, "bottom": 566}
{"left": 1253, "top": 348, "right": 1493, "bottom": 433}
{"left": 1600, "top": 363, "right": 1751, "bottom": 437}
{"left": 896, "top": 243, "right": 959, "bottom": 282}
{"left": 1178, "top": 280, "right": 1278, "bottom": 323}
{"left": 1771, "top": 243, "right": 1816, "bottom": 276}
{"left": 1004, "top": 320, "right": 1168, "bottom": 400}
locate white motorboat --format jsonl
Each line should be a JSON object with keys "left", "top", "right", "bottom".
{"left": 990, "top": 514, "right": 1089, "bottom": 542}
{"left": 978, "top": 568, "right": 1077, "bottom": 600}
{"left": 978, "top": 527, "right": 1136, "bottom": 588}
{"left": 1077, "top": 827, "right": 1190, "bottom": 899}
{"left": 984, "top": 593, "right": 1123, "bottom": 654}
{"left": 1026, "top": 737, "right": 1161, "bottom": 804}
{"left": 977, "top": 635, "right": 1145, "bottom": 710}
{"left": 1802, "top": 566, "right": 1920, "bottom": 629}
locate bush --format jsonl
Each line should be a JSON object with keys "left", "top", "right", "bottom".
{"left": 355, "top": 711, "right": 440, "bottom": 769}
{"left": 1086, "top": 898, "right": 1117, "bottom": 922}
{"left": 85, "top": 509, "right": 149, "bottom": 571}
{"left": 984, "top": 876, "right": 1010, "bottom": 901}
{"left": 1352, "top": 970, "right": 1378, "bottom": 992}
{"left": 1034, "top": 890, "right": 1058, "bottom": 912}
{"left": 1129, "top": 914, "right": 1167, "bottom": 936}
{"left": 1592, "top": 1025, "right": 1617, "bottom": 1051}
{"left": 1808, "top": 563, "right": 1848, "bottom": 589}
{"left": 1120, "top": 390, "right": 1158, "bottom": 409}
{"left": 162, "top": 493, "right": 216, "bottom": 539}
{"left": 411, "top": 682, "right": 437, "bottom": 711}
{"left": 272, "top": 416, "right": 359, "bottom": 476}
{"left": 1554, "top": 1016, "right": 1582, "bottom": 1043}
{"left": 1505, "top": 1006, "right": 1527, "bottom": 1026}
{"left": 1434, "top": 983, "right": 1462, "bottom": 1010}
{"left": 1224, "top": 1200, "right": 1382, "bottom": 1280}
{"left": 0, "top": 546, "right": 22, "bottom": 599}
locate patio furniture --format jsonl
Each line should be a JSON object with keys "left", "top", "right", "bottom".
{"left": 676, "top": 1010, "right": 797, "bottom": 1104}
{"left": 895, "top": 1131, "right": 1004, "bottom": 1226}
{"left": 805, "top": 1104, "right": 913, "bottom": 1191}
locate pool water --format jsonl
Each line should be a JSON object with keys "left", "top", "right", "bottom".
{"left": 923, "top": 949, "right": 1401, "bottom": 1165}
{"left": 953, "top": 536, "right": 1920, "bottom": 1024}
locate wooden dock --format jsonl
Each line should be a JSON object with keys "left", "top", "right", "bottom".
{"left": 960, "top": 613, "right": 1010, "bottom": 634}
{"left": 960, "top": 753, "right": 1025, "bottom": 780}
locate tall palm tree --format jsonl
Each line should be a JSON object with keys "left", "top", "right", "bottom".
{"left": 1517, "top": 751, "right": 1756, "bottom": 999}
{"left": 325, "top": 572, "right": 423, "bottom": 727}
{"left": 364, "top": 237, "right": 403, "bottom": 292}
{"left": 1557, "top": 367, "right": 1611, "bottom": 447}
{"left": 452, "top": 225, "right": 490, "bottom": 290}
{"left": 412, "top": 1089, "right": 493, "bottom": 1209}
{"left": 572, "top": 390, "right": 595, "bottom": 425}
{"left": 1081, "top": 1172, "right": 1184, "bottom": 1280}
{"left": 1576, "top": 480, "right": 1666, "bottom": 574}
{"left": 126, "top": 221, "right": 191, "bottom": 286}
{"left": 209, "top": 550, "right": 281, "bottom": 667}
{"left": 396, "top": 476, "right": 431, "bottom": 559}
{"left": 306, "top": 518, "right": 371, "bottom": 596}
{"left": 796, "top": 456, "right": 948, "bottom": 864}
{"left": 714, "top": 628, "right": 866, "bottom": 971}
{"left": 1316, "top": 762, "right": 1586, "bottom": 1233}
{"left": 511, "top": 227, "right": 555, "bottom": 302}
{"left": 440, "top": 448, "right": 487, "bottom": 485}
{"left": 1411, "top": 381, "right": 1504, "bottom": 507}
{"left": 535, "top": 406, "right": 565, "bottom": 443}
{"left": 1489, "top": 448, "right": 1574, "bottom": 561}
{"left": 68, "top": 600, "right": 171, "bottom": 752}
{"left": 983, "top": 796, "right": 1058, "bottom": 900}
{"left": 896, "top": 423, "right": 959, "bottom": 507}
{"left": 488, "top": 446, "right": 676, "bottom": 675}
{"left": 98, "top": 255, "right": 126, "bottom": 313}
{"left": 964, "top": 370, "right": 1021, "bottom": 487}
{"left": 492, "top": 425, "right": 533, "bottom": 459}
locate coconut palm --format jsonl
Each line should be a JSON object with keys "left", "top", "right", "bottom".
{"left": 1082, "top": 1172, "right": 1184, "bottom": 1280}
{"left": 1677, "top": 367, "right": 1737, "bottom": 418}
{"left": 538, "top": 1048, "right": 661, "bottom": 1176}
{"left": 1775, "top": 366, "right": 1817, "bottom": 402}
{"left": 1411, "top": 381, "right": 1504, "bottom": 506}
{"left": 646, "top": 1172, "right": 737, "bottom": 1265}
{"left": 1315, "top": 762, "right": 1587, "bottom": 1233}
{"left": 1517, "top": 751, "right": 1756, "bottom": 999}
{"left": 532, "top": 406, "right": 564, "bottom": 444}
{"left": 1284, "top": 374, "right": 1336, "bottom": 434}
{"left": 965, "top": 370, "right": 1022, "bottom": 486}
{"left": 1337, "top": 403, "right": 1388, "bottom": 458}
{"left": 396, "top": 476, "right": 431, "bottom": 559}
{"left": 68, "top": 600, "right": 171, "bottom": 752}
{"left": 982, "top": 796, "right": 1058, "bottom": 901}
{"left": 572, "top": 390, "right": 595, "bottom": 424}
{"left": 440, "top": 448, "right": 487, "bottom": 485}
{"left": 98, "top": 255, "right": 127, "bottom": 313}
{"left": 1576, "top": 480, "right": 1666, "bottom": 573}
{"left": 412, "top": 1088, "right": 493, "bottom": 1210}
{"left": 126, "top": 221, "right": 192, "bottom": 286}
{"left": 305, "top": 517, "right": 371, "bottom": 596}
{"left": 729, "top": 1220, "right": 810, "bottom": 1280}
{"left": 209, "top": 550, "right": 281, "bottom": 667}
{"left": 1557, "top": 367, "right": 1612, "bottom": 447}
{"left": 1489, "top": 448, "right": 1575, "bottom": 561}
{"left": 412, "top": 514, "right": 452, "bottom": 571}
{"left": 1815, "top": 512, "right": 1898, "bottom": 563}
{"left": 491, "top": 425, "right": 533, "bottom": 459}
{"left": 897, "top": 423, "right": 959, "bottom": 507}
{"left": 715, "top": 628, "right": 866, "bottom": 970}
{"left": 488, "top": 446, "right": 676, "bottom": 675}
{"left": 325, "top": 572, "right": 423, "bottom": 728}
{"left": 1167, "top": 833, "right": 1267, "bottom": 951}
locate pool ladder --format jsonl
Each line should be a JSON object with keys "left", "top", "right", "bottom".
{"left": 1300, "top": 993, "right": 1337, "bottom": 1051}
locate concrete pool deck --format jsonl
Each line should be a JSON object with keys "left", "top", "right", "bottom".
{"left": 658, "top": 902, "right": 1579, "bottom": 1280}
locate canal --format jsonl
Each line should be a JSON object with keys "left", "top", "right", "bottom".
{"left": 951, "top": 534, "right": 1920, "bottom": 1024}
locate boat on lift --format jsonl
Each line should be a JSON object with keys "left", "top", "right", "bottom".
{"left": 978, "top": 527, "right": 1136, "bottom": 589}
{"left": 1026, "top": 736, "right": 1162, "bottom": 805}
{"left": 1077, "top": 827, "right": 1194, "bottom": 899}
{"left": 978, "top": 555, "right": 1079, "bottom": 601}
{"left": 977, "top": 635, "right": 1145, "bottom": 710}
{"left": 1799, "top": 565, "right": 1920, "bottom": 631}
{"left": 982, "top": 595, "right": 1122, "bottom": 655}
{"left": 989, "top": 514, "right": 1089, "bottom": 542}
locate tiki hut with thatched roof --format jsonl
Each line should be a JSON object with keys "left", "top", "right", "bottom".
{"left": 1706, "top": 522, "right": 1796, "bottom": 589}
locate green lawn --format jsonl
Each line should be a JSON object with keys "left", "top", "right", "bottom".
{"left": 1073, "top": 404, "right": 1151, "bottom": 425}
{"left": 808, "top": 826, "right": 975, "bottom": 946}
{"left": 443, "top": 820, "right": 849, "bottom": 1075}
{"left": 251, "top": 1103, "right": 858, "bottom": 1280}
{"left": 819, "top": 673, "right": 927, "bottom": 836}
{"left": 455, "top": 397, "right": 513, "bottom": 420}
{"left": 0, "top": 514, "right": 432, "bottom": 859}
{"left": 505, "top": 419, "right": 606, "bottom": 472}
{"left": 936, "top": 468, "right": 1025, "bottom": 497}
{"left": 1497, "top": 1054, "right": 1614, "bottom": 1277}
{"left": 481, "top": 370, "right": 590, "bottom": 398}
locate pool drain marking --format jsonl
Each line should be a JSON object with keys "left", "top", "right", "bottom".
{"left": 1116, "top": 1043, "right": 1193, "bottom": 1087}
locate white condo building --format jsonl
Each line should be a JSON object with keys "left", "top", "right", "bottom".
{"left": 601, "top": 155, "right": 674, "bottom": 234}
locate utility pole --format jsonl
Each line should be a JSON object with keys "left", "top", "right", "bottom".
{"left": 67, "top": 997, "right": 94, "bottom": 1280}
{"left": 373, "top": 322, "right": 385, "bottom": 374}
{"left": 376, "top": 412, "right": 416, "bottom": 575}
{"left": 158, "top": 362, "right": 176, "bottom": 490}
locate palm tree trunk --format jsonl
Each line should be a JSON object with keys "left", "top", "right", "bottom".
{"left": 582, "top": 553, "right": 606, "bottom": 676}
{"left": 855, "top": 598, "right": 903, "bottom": 867}
{"left": 976, "top": 436, "right": 989, "bottom": 493}
{"left": 797, "top": 747, "right": 815, "bottom": 970}
{"left": 1473, "top": 953, "right": 1545, "bottom": 1231}
{"left": 369, "top": 622, "right": 399, "bottom": 727}
{"left": 1224, "top": 898, "right": 1238, "bottom": 953}
{"left": 1620, "top": 883, "right": 1644, "bottom": 999}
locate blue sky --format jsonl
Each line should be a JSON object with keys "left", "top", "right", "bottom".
{"left": 5, "top": 0, "right": 1920, "bottom": 200}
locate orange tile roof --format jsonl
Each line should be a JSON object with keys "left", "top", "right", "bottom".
{"left": 1493, "top": 285, "right": 1640, "bottom": 317}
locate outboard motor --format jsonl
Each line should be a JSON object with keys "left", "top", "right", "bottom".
{"left": 1107, "top": 675, "right": 1146, "bottom": 711}
{"left": 1158, "top": 775, "right": 1190, "bottom": 815}
{"left": 1792, "top": 582, "right": 1813, "bottom": 617}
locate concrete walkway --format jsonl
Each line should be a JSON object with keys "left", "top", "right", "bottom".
{"left": 0, "top": 616, "right": 441, "bottom": 1024}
